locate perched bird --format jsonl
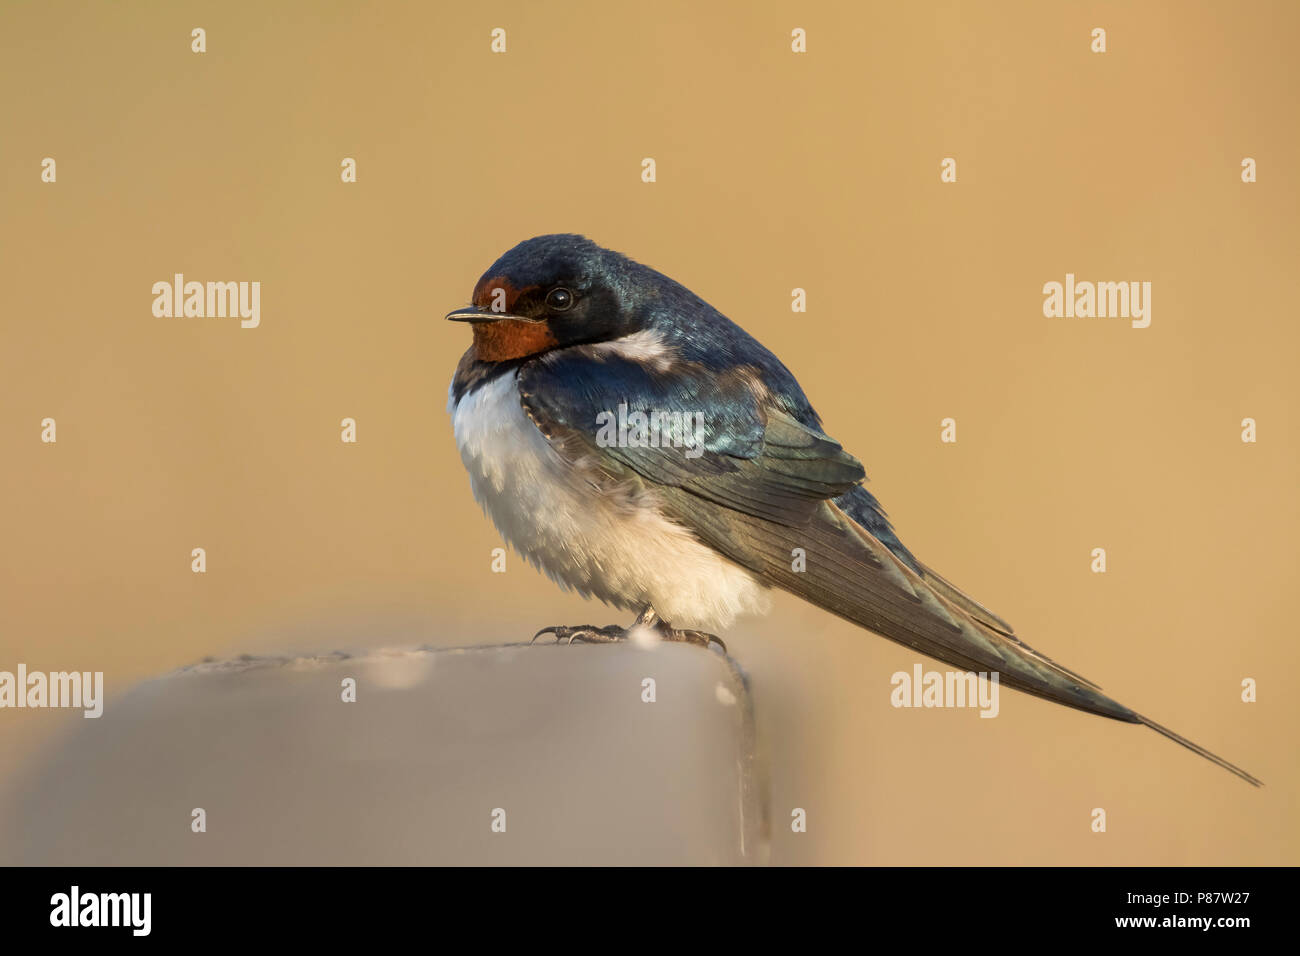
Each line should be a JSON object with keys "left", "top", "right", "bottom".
{"left": 446, "top": 234, "right": 1260, "bottom": 786}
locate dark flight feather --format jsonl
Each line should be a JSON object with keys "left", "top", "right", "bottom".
{"left": 518, "top": 345, "right": 1262, "bottom": 787}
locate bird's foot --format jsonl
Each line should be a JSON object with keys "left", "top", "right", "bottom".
{"left": 530, "top": 606, "right": 726, "bottom": 652}
{"left": 658, "top": 627, "right": 726, "bottom": 652}
{"left": 530, "top": 624, "right": 626, "bottom": 645}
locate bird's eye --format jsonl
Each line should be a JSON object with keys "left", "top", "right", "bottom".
{"left": 545, "top": 287, "right": 574, "bottom": 312}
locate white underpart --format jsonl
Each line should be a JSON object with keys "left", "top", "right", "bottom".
{"left": 449, "top": 370, "right": 770, "bottom": 631}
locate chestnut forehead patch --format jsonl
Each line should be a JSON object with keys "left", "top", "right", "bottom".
{"left": 472, "top": 277, "right": 541, "bottom": 312}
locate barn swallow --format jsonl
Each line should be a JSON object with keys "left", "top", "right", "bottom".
{"left": 446, "top": 234, "right": 1260, "bottom": 786}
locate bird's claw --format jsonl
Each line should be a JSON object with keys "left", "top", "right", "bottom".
{"left": 669, "top": 629, "right": 726, "bottom": 652}
{"left": 530, "top": 624, "right": 627, "bottom": 645}
{"left": 529, "top": 619, "right": 725, "bottom": 652}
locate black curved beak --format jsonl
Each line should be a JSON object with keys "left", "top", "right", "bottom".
{"left": 444, "top": 306, "right": 541, "bottom": 324}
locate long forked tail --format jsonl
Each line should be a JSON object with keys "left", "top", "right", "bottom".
{"left": 1132, "top": 713, "right": 1263, "bottom": 787}
{"left": 814, "top": 505, "right": 1266, "bottom": 787}
{"left": 927, "top": 563, "right": 1265, "bottom": 786}
{"left": 702, "top": 493, "right": 1265, "bottom": 787}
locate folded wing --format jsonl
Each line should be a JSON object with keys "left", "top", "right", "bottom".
{"left": 519, "top": 350, "right": 1261, "bottom": 785}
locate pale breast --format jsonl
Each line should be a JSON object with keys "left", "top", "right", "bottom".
{"left": 448, "top": 371, "right": 769, "bottom": 631}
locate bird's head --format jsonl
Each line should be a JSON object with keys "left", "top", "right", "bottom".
{"left": 445, "top": 234, "right": 643, "bottom": 362}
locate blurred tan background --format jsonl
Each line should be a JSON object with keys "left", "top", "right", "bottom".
{"left": 1, "top": 0, "right": 1296, "bottom": 864}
